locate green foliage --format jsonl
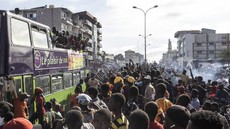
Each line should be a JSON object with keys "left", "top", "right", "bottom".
{"left": 220, "top": 48, "right": 230, "bottom": 61}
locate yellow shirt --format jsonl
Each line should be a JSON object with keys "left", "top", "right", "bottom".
{"left": 111, "top": 114, "right": 129, "bottom": 129}
{"left": 179, "top": 74, "right": 190, "bottom": 85}
{"left": 156, "top": 97, "right": 173, "bottom": 113}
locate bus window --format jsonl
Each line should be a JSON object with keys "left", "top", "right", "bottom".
{"left": 63, "top": 73, "right": 72, "bottom": 88}
{"left": 13, "top": 76, "right": 22, "bottom": 94}
{"left": 73, "top": 72, "right": 80, "bottom": 86}
{"left": 35, "top": 76, "right": 50, "bottom": 95}
{"left": 23, "top": 75, "right": 33, "bottom": 96}
{"left": 80, "top": 70, "right": 85, "bottom": 79}
{"left": 32, "top": 26, "right": 49, "bottom": 49}
{"left": 51, "top": 76, "right": 63, "bottom": 93}
{"left": 11, "top": 18, "right": 31, "bottom": 46}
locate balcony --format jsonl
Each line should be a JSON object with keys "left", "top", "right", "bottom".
{"left": 83, "top": 52, "right": 88, "bottom": 56}
{"left": 73, "top": 21, "right": 80, "bottom": 29}
{"left": 87, "top": 55, "right": 93, "bottom": 60}
{"left": 97, "top": 56, "right": 102, "bottom": 61}
{"left": 84, "top": 29, "right": 92, "bottom": 36}
{"left": 88, "top": 39, "right": 93, "bottom": 44}
{"left": 61, "top": 17, "right": 73, "bottom": 25}
{"left": 85, "top": 47, "right": 93, "bottom": 52}
{"left": 84, "top": 20, "right": 92, "bottom": 28}
{"left": 98, "top": 35, "right": 102, "bottom": 41}
{"left": 97, "top": 28, "right": 102, "bottom": 35}
{"left": 97, "top": 51, "right": 102, "bottom": 55}
{"left": 97, "top": 43, "right": 102, "bottom": 48}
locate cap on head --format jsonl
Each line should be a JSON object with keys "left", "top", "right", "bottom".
{"left": 35, "top": 87, "right": 43, "bottom": 95}
{"left": 4, "top": 118, "right": 33, "bottom": 129}
{"left": 76, "top": 93, "right": 92, "bottom": 105}
{"left": 20, "top": 92, "right": 30, "bottom": 99}
{"left": 144, "top": 75, "right": 151, "bottom": 80}
{"left": 127, "top": 76, "right": 135, "bottom": 83}
{"left": 114, "top": 76, "right": 123, "bottom": 84}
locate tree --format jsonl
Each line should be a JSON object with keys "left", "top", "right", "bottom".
{"left": 114, "top": 54, "right": 124, "bottom": 61}
{"left": 220, "top": 48, "right": 230, "bottom": 67}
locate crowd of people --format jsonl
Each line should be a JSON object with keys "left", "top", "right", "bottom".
{"left": 51, "top": 27, "right": 89, "bottom": 51}
{"left": 0, "top": 62, "right": 230, "bottom": 129}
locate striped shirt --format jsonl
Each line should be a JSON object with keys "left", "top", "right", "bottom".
{"left": 111, "top": 114, "right": 129, "bottom": 129}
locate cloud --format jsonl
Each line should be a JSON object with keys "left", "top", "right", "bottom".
{"left": 165, "top": 13, "right": 181, "bottom": 18}
{"left": 12, "top": 0, "right": 29, "bottom": 3}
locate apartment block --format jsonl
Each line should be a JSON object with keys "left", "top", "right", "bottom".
{"left": 175, "top": 28, "right": 230, "bottom": 68}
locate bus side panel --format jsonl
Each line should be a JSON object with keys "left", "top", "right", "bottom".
{"left": 9, "top": 46, "right": 33, "bottom": 74}
{"left": 44, "top": 86, "right": 75, "bottom": 111}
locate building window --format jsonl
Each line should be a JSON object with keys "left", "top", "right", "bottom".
{"left": 209, "top": 50, "right": 214, "bottom": 54}
{"left": 33, "top": 13, "right": 37, "bottom": 18}
{"left": 197, "top": 43, "right": 202, "bottom": 46}
{"left": 209, "top": 42, "right": 214, "bottom": 45}
{"left": 222, "top": 42, "right": 227, "bottom": 45}
{"left": 197, "top": 51, "right": 202, "bottom": 54}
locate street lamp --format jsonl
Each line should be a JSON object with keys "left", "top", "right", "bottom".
{"left": 139, "top": 34, "right": 152, "bottom": 37}
{"left": 133, "top": 5, "right": 158, "bottom": 64}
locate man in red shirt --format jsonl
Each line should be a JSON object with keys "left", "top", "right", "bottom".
{"left": 29, "top": 87, "right": 46, "bottom": 125}
{"left": 145, "top": 101, "right": 164, "bottom": 129}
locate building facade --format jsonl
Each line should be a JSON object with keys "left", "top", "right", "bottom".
{"left": 175, "top": 28, "right": 230, "bottom": 68}
{"left": 125, "top": 50, "right": 144, "bottom": 64}
{"left": 161, "top": 39, "right": 178, "bottom": 68}
{"left": 174, "top": 30, "right": 200, "bottom": 67}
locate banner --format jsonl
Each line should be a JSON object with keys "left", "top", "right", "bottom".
{"left": 68, "top": 50, "right": 84, "bottom": 70}
{"left": 34, "top": 49, "right": 68, "bottom": 70}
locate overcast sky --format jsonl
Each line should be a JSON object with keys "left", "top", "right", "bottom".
{"left": 1, "top": 0, "right": 230, "bottom": 63}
